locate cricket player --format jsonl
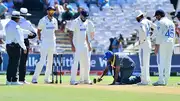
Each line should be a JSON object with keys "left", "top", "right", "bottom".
{"left": 95, "top": 51, "right": 141, "bottom": 85}
{"left": 153, "top": 9, "right": 175, "bottom": 86}
{"left": 67, "top": 10, "right": 92, "bottom": 85}
{"left": 135, "top": 10, "right": 156, "bottom": 85}
{"left": 79, "top": 18, "right": 95, "bottom": 83}
{"left": 175, "top": 11, "right": 180, "bottom": 85}
{"left": 32, "top": 6, "right": 61, "bottom": 84}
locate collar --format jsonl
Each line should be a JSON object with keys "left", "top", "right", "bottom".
{"left": 78, "top": 17, "right": 87, "bottom": 23}
{"left": 46, "top": 15, "right": 53, "bottom": 22}
{"left": 19, "top": 16, "right": 26, "bottom": 23}
{"left": 10, "top": 20, "right": 18, "bottom": 25}
{"left": 139, "top": 18, "right": 144, "bottom": 23}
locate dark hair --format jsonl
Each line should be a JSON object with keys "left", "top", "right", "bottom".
{"left": 159, "top": 13, "right": 165, "bottom": 17}
{"left": 11, "top": 17, "right": 19, "bottom": 21}
{"left": 139, "top": 15, "right": 144, "bottom": 19}
{"left": 147, "top": 17, "right": 151, "bottom": 20}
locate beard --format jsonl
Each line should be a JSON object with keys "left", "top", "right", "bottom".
{"left": 80, "top": 17, "right": 86, "bottom": 22}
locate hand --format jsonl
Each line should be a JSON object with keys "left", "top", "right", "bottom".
{"left": 88, "top": 46, "right": 92, "bottom": 52}
{"left": 24, "top": 50, "right": 27, "bottom": 54}
{"left": 97, "top": 78, "right": 102, "bottom": 82}
{"left": 71, "top": 46, "right": 76, "bottom": 52}
{"left": 154, "top": 44, "right": 159, "bottom": 55}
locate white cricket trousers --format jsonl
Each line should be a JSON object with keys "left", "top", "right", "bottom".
{"left": 32, "top": 42, "right": 55, "bottom": 82}
{"left": 157, "top": 42, "right": 174, "bottom": 84}
{"left": 80, "top": 51, "right": 91, "bottom": 82}
{"left": 139, "top": 40, "right": 151, "bottom": 84}
{"left": 70, "top": 48, "right": 90, "bottom": 82}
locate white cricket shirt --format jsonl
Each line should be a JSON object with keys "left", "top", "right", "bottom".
{"left": 138, "top": 18, "right": 156, "bottom": 43}
{"left": 68, "top": 17, "right": 89, "bottom": 51}
{"left": 38, "top": 16, "right": 58, "bottom": 43}
{"left": 155, "top": 17, "right": 175, "bottom": 44}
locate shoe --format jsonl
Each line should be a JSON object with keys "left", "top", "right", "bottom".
{"left": 19, "top": 81, "right": 30, "bottom": 84}
{"left": 31, "top": 79, "right": 38, "bottom": 84}
{"left": 78, "top": 81, "right": 84, "bottom": 84}
{"left": 6, "top": 81, "right": 11, "bottom": 85}
{"left": 11, "top": 82, "right": 23, "bottom": 85}
{"left": 137, "top": 82, "right": 149, "bottom": 86}
{"left": 152, "top": 81, "right": 166, "bottom": 86}
{"left": 70, "top": 81, "right": 79, "bottom": 85}
{"left": 44, "top": 81, "right": 53, "bottom": 84}
{"left": 84, "top": 80, "right": 93, "bottom": 85}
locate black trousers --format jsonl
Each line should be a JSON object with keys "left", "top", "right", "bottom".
{"left": 0, "top": 52, "right": 2, "bottom": 65}
{"left": 118, "top": 66, "right": 141, "bottom": 84}
{"left": 19, "top": 39, "right": 29, "bottom": 81}
{"left": 6, "top": 43, "right": 21, "bottom": 82}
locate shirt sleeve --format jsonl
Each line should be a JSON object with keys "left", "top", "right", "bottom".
{"left": 55, "top": 19, "right": 58, "bottom": 30}
{"left": 38, "top": 19, "right": 44, "bottom": 30}
{"left": 27, "top": 21, "right": 36, "bottom": 33}
{"left": 15, "top": 26, "right": 26, "bottom": 50}
{"left": 88, "top": 21, "right": 95, "bottom": 33}
{"left": 140, "top": 23, "right": 147, "bottom": 34}
{"left": 67, "top": 20, "right": 76, "bottom": 32}
{"left": 155, "top": 21, "right": 166, "bottom": 44}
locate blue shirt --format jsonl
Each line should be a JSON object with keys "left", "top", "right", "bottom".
{"left": 3, "top": 1, "right": 14, "bottom": 13}
{"left": 112, "top": 39, "right": 119, "bottom": 53}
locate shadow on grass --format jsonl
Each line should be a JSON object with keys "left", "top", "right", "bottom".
{"left": 0, "top": 84, "right": 6, "bottom": 86}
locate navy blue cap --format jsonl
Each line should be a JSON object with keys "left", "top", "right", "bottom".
{"left": 176, "top": 11, "right": 180, "bottom": 18}
{"left": 80, "top": 10, "right": 89, "bottom": 18}
{"left": 154, "top": 9, "right": 165, "bottom": 17}
{"left": 47, "top": 6, "right": 56, "bottom": 11}
{"left": 103, "top": 51, "right": 114, "bottom": 60}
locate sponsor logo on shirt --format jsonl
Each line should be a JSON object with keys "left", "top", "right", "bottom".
{"left": 46, "top": 26, "right": 55, "bottom": 29}
{"left": 80, "top": 28, "right": 86, "bottom": 31}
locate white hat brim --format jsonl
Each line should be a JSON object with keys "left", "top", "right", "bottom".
{"left": 20, "top": 13, "right": 32, "bottom": 16}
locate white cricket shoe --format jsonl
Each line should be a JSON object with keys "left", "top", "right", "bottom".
{"left": 137, "top": 82, "right": 150, "bottom": 86}
{"left": 6, "top": 81, "right": 11, "bottom": 85}
{"left": 44, "top": 80, "right": 53, "bottom": 84}
{"left": 70, "top": 81, "right": 79, "bottom": 85}
{"left": 78, "top": 81, "right": 84, "bottom": 84}
{"left": 152, "top": 81, "right": 166, "bottom": 86}
{"left": 31, "top": 79, "right": 38, "bottom": 84}
{"left": 84, "top": 80, "right": 93, "bottom": 85}
{"left": 11, "top": 82, "right": 23, "bottom": 85}
{"left": 19, "top": 81, "right": 30, "bottom": 84}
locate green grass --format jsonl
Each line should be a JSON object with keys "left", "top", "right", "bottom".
{"left": 0, "top": 76, "right": 180, "bottom": 101}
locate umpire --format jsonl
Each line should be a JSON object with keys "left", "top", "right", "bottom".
{"left": 5, "top": 11, "right": 30, "bottom": 85}
{"left": 96, "top": 51, "right": 141, "bottom": 85}
{"left": 18, "top": 8, "right": 36, "bottom": 84}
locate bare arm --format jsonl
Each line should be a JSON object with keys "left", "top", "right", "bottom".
{"left": 86, "top": 34, "right": 91, "bottom": 51}
{"left": 99, "top": 66, "right": 109, "bottom": 80}
{"left": 68, "top": 30, "right": 75, "bottom": 52}
{"left": 154, "top": 44, "right": 159, "bottom": 55}
{"left": 37, "top": 29, "right": 41, "bottom": 40}
{"left": 112, "top": 66, "right": 120, "bottom": 84}
{"left": 0, "top": 39, "right": 4, "bottom": 44}
{"left": 0, "top": 7, "right": 7, "bottom": 16}
{"left": 90, "top": 32, "right": 95, "bottom": 40}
